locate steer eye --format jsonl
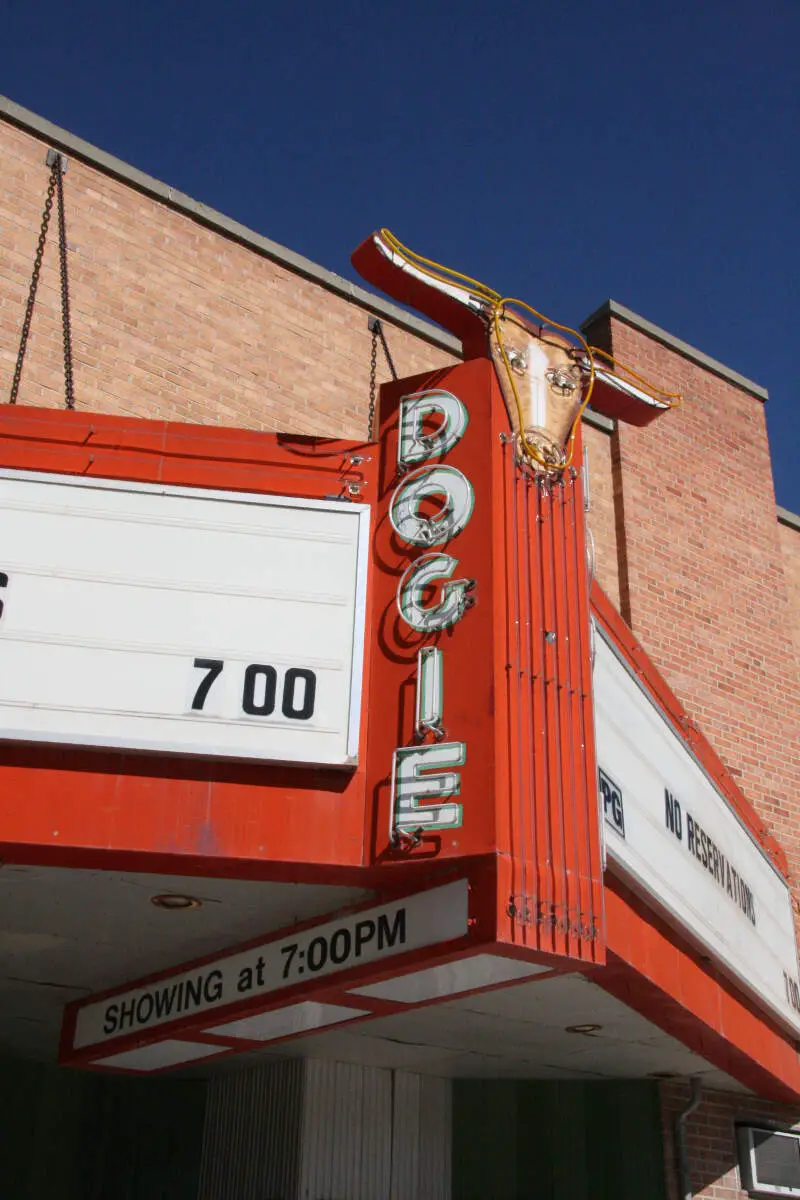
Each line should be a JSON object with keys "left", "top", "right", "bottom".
{"left": 545, "top": 367, "right": 578, "bottom": 396}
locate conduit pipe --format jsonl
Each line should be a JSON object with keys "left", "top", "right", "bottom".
{"left": 675, "top": 1077, "right": 703, "bottom": 1200}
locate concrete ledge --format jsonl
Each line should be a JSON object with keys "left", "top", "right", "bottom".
{"left": 581, "top": 299, "right": 768, "bottom": 403}
{"left": 777, "top": 507, "right": 800, "bottom": 533}
{"left": 0, "top": 94, "right": 462, "bottom": 357}
{"left": 583, "top": 408, "right": 615, "bottom": 434}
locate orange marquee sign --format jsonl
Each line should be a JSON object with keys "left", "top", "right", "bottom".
{"left": 364, "top": 357, "right": 605, "bottom": 967}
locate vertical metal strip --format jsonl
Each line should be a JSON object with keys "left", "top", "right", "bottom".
{"left": 506, "top": 460, "right": 525, "bottom": 933}
{"left": 529, "top": 475, "right": 551, "bottom": 954}
{"left": 498, "top": 417, "right": 605, "bottom": 965}
{"left": 499, "top": 438, "right": 518, "bottom": 884}
{"left": 517, "top": 472, "right": 535, "bottom": 943}
{"left": 571, "top": 440, "right": 605, "bottom": 960}
{"left": 551, "top": 481, "right": 572, "bottom": 956}
{"left": 541, "top": 481, "right": 566, "bottom": 955}
{"left": 562, "top": 473, "right": 590, "bottom": 958}
{"left": 565, "top": 476, "right": 589, "bottom": 953}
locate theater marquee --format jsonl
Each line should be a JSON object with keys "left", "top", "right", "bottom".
{"left": 0, "top": 469, "right": 369, "bottom": 766}
{"left": 594, "top": 623, "right": 800, "bottom": 1038}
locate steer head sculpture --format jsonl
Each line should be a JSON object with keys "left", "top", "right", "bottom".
{"left": 352, "top": 229, "right": 681, "bottom": 474}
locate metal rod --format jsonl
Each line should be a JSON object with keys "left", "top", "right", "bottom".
{"left": 675, "top": 1078, "right": 703, "bottom": 1200}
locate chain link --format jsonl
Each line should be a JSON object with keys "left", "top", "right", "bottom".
{"left": 9, "top": 153, "right": 75, "bottom": 410}
{"left": 9, "top": 170, "right": 57, "bottom": 405}
{"left": 368, "top": 321, "right": 378, "bottom": 438}
{"left": 54, "top": 159, "right": 75, "bottom": 410}
{"left": 368, "top": 316, "right": 398, "bottom": 440}
{"left": 377, "top": 320, "right": 398, "bottom": 383}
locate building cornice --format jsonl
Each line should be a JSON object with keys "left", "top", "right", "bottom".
{"left": 0, "top": 95, "right": 462, "bottom": 356}
{"left": 581, "top": 299, "right": 768, "bottom": 403}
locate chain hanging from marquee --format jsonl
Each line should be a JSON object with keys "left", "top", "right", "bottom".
{"left": 9, "top": 149, "right": 76, "bottom": 411}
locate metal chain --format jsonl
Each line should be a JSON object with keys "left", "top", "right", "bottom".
{"left": 9, "top": 167, "right": 57, "bottom": 404}
{"left": 368, "top": 318, "right": 378, "bottom": 439}
{"left": 367, "top": 316, "right": 398, "bottom": 439}
{"left": 9, "top": 152, "right": 75, "bottom": 409}
{"left": 54, "top": 158, "right": 75, "bottom": 410}
{"left": 376, "top": 319, "right": 398, "bottom": 382}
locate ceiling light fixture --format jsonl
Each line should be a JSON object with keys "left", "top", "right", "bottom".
{"left": 565, "top": 1023, "right": 602, "bottom": 1035}
{"left": 150, "top": 893, "right": 202, "bottom": 911}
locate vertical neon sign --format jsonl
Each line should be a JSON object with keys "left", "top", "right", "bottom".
{"left": 389, "top": 389, "right": 477, "bottom": 835}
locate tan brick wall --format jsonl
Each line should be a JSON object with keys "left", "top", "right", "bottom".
{"left": 778, "top": 520, "right": 800, "bottom": 670}
{"left": 596, "top": 316, "right": 800, "bottom": 890}
{"left": 0, "top": 119, "right": 457, "bottom": 437}
{"left": 583, "top": 422, "right": 620, "bottom": 609}
{"left": 660, "top": 1082, "right": 800, "bottom": 1200}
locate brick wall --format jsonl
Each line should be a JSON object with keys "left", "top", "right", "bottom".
{"left": 660, "top": 1082, "right": 800, "bottom": 1200}
{"left": 583, "top": 422, "right": 620, "bottom": 609}
{"left": 584, "top": 314, "right": 800, "bottom": 894}
{"left": 778, "top": 520, "right": 800, "bottom": 670}
{"left": 0, "top": 119, "right": 457, "bottom": 438}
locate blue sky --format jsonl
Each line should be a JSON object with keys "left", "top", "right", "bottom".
{"left": 2, "top": 0, "right": 798, "bottom": 508}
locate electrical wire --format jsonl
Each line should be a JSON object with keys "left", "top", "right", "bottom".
{"left": 586, "top": 345, "right": 683, "bottom": 408}
{"left": 492, "top": 300, "right": 595, "bottom": 469}
{"left": 379, "top": 228, "right": 501, "bottom": 305}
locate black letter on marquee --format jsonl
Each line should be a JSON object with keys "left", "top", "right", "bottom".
{"left": 377, "top": 909, "right": 407, "bottom": 951}
{"left": 354, "top": 919, "right": 376, "bottom": 956}
{"left": 665, "top": 789, "right": 683, "bottom": 840}
{"left": 192, "top": 659, "right": 224, "bottom": 710}
{"left": 282, "top": 668, "right": 316, "bottom": 720}
{"left": 204, "top": 970, "right": 224, "bottom": 1003}
{"left": 242, "top": 664, "right": 278, "bottom": 716}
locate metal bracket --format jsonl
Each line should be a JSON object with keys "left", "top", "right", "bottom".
{"left": 416, "top": 718, "right": 446, "bottom": 742}
{"left": 367, "top": 315, "right": 398, "bottom": 380}
{"left": 390, "top": 826, "right": 424, "bottom": 850}
{"left": 45, "top": 149, "right": 68, "bottom": 173}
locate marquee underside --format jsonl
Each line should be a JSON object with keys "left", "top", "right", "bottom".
{"left": 178, "top": 972, "right": 744, "bottom": 1090}
{"left": 0, "top": 858, "right": 742, "bottom": 1090}
{"left": 0, "top": 863, "right": 371, "bottom": 1061}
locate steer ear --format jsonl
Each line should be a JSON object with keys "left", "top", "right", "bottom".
{"left": 351, "top": 231, "right": 489, "bottom": 358}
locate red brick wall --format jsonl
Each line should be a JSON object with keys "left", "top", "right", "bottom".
{"left": 587, "top": 316, "right": 800, "bottom": 894}
{"left": 583, "top": 422, "right": 620, "bottom": 609}
{"left": 778, "top": 520, "right": 800, "bottom": 670}
{"left": 660, "top": 1082, "right": 800, "bottom": 1200}
{"left": 0, "top": 119, "right": 457, "bottom": 437}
